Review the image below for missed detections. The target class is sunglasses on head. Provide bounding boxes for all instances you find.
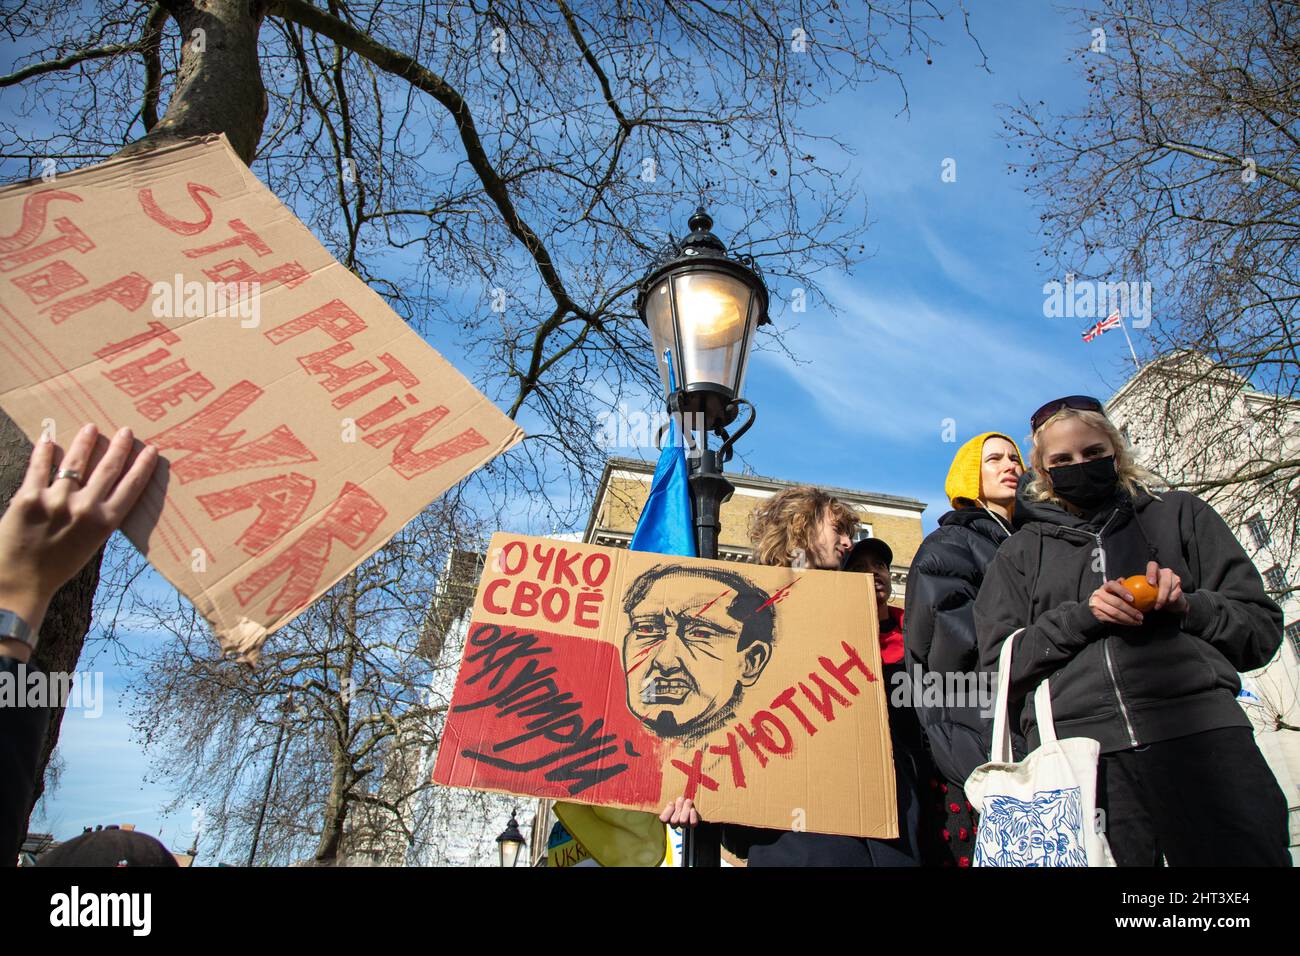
[1030,395,1104,432]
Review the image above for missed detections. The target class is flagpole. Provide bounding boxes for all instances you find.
[1117,314,1141,372]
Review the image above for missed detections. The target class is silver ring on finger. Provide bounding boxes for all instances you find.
[54,468,84,486]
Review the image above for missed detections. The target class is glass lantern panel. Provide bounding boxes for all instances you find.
[644,278,680,397]
[671,271,754,392]
[733,291,762,398]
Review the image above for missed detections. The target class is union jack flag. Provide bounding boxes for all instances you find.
[1081,311,1123,342]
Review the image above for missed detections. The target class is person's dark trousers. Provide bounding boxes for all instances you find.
[741,739,922,866]
[1097,726,1291,867]
[2,656,52,866]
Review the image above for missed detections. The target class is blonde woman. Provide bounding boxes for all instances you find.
[974,395,1289,866]
[662,486,924,865]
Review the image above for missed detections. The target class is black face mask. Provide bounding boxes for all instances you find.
[1048,455,1119,510]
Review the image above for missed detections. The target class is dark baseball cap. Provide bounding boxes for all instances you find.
[38,827,179,867]
[843,537,893,571]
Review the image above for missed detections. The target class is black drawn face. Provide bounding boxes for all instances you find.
[621,567,774,740]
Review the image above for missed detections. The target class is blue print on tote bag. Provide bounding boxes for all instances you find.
[974,787,1087,867]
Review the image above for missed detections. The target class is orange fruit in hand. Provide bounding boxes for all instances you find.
[1121,574,1159,613]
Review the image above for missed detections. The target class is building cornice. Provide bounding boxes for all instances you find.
[599,454,927,512]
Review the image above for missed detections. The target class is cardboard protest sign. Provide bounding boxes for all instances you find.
[433,533,897,839]
[0,135,523,662]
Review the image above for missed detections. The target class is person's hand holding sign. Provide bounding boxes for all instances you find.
[0,423,158,662]
[660,796,700,828]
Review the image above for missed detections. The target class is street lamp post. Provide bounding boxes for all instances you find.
[637,207,769,867]
[495,810,527,868]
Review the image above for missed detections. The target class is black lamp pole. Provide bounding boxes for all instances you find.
[638,207,765,868]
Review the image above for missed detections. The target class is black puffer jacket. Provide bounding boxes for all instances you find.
[903,507,1017,785]
[974,477,1283,753]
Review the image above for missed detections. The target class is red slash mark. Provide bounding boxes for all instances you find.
[752,576,802,615]
[670,749,720,801]
[625,645,655,676]
[696,588,732,615]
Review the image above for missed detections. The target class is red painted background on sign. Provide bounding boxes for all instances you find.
[434,622,667,804]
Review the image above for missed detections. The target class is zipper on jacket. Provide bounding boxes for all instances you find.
[1091,512,1140,748]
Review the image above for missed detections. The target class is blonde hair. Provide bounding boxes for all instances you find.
[748,486,858,568]
[1026,407,1162,506]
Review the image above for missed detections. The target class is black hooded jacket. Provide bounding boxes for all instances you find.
[903,507,1018,785]
[974,474,1283,753]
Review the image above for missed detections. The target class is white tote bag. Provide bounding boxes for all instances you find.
[965,629,1115,867]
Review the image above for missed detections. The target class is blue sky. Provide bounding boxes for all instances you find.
[739,1,1141,516]
[29,0,1152,858]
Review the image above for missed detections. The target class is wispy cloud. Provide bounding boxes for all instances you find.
[753,274,1062,445]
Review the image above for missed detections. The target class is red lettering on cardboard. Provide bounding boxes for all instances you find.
[708,732,747,789]
[138,183,219,236]
[483,578,510,614]
[95,321,181,362]
[197,472,317,556]
[751,710,793,755]
[102,348,187,397]
[511,580,541,617]
[330,353,418,410]
[500,541,527,574]
[670,748,719,801]
[10,259,87,304]
[581,553,611,588]
[203,257,309,290]
[184,219,271,258]
[573,591,601,629]
[818,641,875,696]
[299,341,376,392]
[355,396,405,430]
[233,481,387,615]
[799,673,850,723]
[0,190,81,252]
[146,380,317,484]
[42,272,151,325]
[136,372,214,421]
[734,721,770,769]
[264,299,366,345]
[362,407,490,480]
[0,191,94,273]
[550,549,581,587]
[770,686,818,736]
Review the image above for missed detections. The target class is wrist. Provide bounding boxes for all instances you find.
[0,637,32,663]
[0,585,50,646]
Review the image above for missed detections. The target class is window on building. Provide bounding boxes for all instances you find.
[1286,621,1300,661]
[1263,565,1287,595]
[854,526,873,542]
[1245,513,1271,550]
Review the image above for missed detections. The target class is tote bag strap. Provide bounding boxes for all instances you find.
[1033,677,1059,745]
[989,628,1024,763]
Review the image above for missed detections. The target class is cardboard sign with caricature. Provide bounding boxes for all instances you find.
[433,533,898,839]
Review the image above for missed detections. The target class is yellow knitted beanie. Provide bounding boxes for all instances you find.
[944,432,1023,509]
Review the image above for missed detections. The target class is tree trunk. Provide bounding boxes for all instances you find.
[121,0,269,164]
[314,573,359,863]
[4,0,271,844]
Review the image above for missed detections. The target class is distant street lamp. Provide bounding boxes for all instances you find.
[495,810,526,868]
[636,207,770,867]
